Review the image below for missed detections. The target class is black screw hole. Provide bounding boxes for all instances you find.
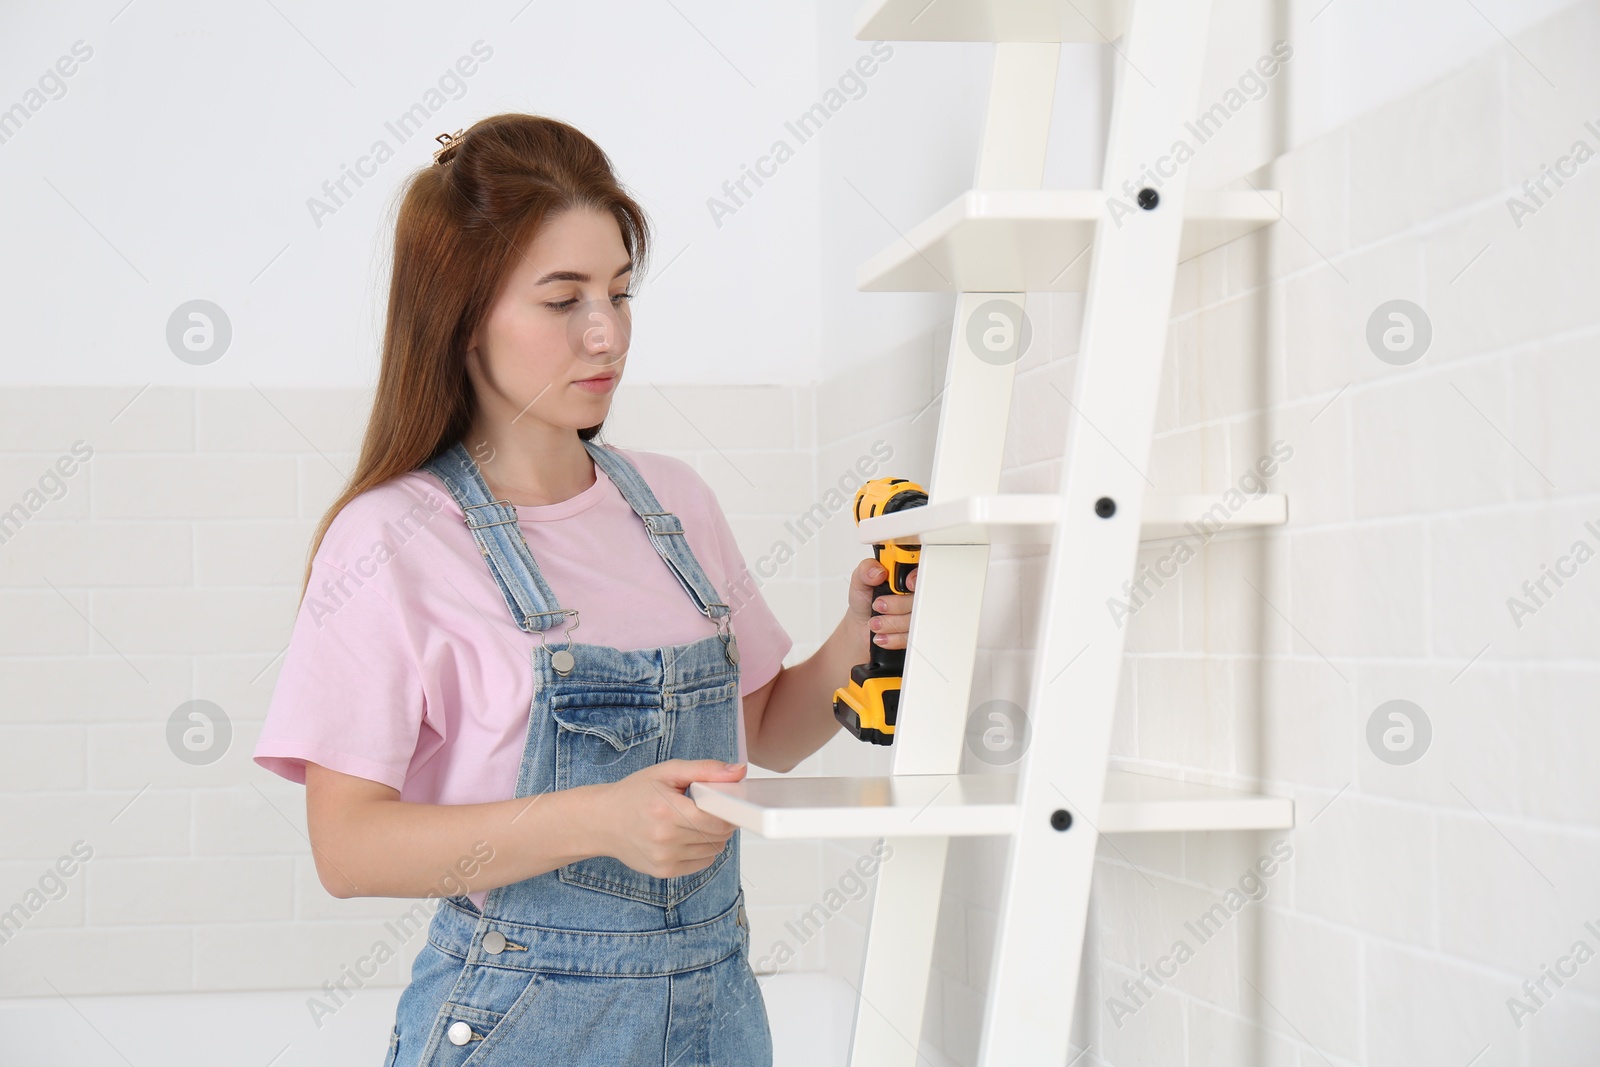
[1095,497,1116,519]
[1050,808,1073,831]
[1137,187,1159,210]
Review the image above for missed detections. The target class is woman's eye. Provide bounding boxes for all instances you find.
[543,292,633,311]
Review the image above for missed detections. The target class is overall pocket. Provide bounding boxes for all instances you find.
[422,972,543,1067]
[550,685,734,907]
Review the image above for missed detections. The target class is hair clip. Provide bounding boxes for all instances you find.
[433,129,465,165]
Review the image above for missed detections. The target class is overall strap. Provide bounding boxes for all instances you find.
[581,439,733,630]
[419,441,572,633]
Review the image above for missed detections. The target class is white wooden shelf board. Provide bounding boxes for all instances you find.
[854,0,1130,43]
[1101,769,1294,832]
[855,493,1287,545]
[691,773,1012,838]
[689,769,1293,838]
[1141,494,1288,539]
[857,189,1280,293]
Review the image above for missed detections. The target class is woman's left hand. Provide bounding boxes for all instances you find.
[847,558,918,650]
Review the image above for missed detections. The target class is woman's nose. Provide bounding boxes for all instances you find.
[567,297,630,364]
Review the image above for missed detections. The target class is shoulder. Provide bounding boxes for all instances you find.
[314,472,457,571]
[598,445,739,558]
[599,444,715,507]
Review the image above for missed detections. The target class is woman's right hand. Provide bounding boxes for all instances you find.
[592,759,747,878]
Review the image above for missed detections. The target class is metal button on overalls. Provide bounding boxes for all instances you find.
[383,438,772,1067]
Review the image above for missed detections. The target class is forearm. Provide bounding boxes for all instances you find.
[751,611,872,773]
[312,779,607,900]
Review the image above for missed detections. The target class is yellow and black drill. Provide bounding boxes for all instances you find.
[833,476,927,746]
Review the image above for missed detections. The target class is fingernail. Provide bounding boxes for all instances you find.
[724,761,746,770]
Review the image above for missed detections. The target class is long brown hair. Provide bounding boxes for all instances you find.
[299,113,653,600]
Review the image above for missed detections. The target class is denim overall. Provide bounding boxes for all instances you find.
[384,438,772,1067]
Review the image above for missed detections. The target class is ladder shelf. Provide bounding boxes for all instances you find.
[690,768,1293,840]
[858,189,1280,293]
[689,1,1298,1061]
[855,491,1288,545]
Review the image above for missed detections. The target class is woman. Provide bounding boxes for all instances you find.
[252,113,918,1065]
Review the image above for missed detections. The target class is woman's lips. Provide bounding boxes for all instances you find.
[573,373,616,393]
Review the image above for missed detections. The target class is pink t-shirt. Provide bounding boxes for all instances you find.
[253,444,791,910]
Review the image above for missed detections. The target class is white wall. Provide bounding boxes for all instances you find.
[0,0,820,387]
[1285,0,1578,144]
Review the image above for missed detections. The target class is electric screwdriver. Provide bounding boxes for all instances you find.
[833,476,927,745]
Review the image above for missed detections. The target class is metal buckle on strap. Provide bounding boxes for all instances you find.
[709,605,739,664]
[638,511,686,535]
[462,498,519,530]
[530,607,580,637]
[533,609,582,675]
